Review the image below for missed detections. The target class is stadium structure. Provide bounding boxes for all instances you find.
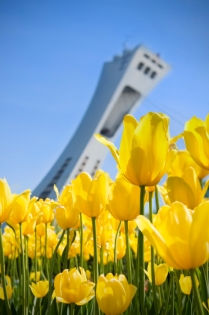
[33,45,170,199]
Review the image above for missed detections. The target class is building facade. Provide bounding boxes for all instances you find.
[33,45,170,199]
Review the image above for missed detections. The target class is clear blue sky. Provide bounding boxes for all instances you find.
[0,0,209,194]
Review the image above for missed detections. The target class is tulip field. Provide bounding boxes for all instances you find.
[0,112,209,315]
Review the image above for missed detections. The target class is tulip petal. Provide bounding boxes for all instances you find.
[94,134,119,164]
[136,215,182,269]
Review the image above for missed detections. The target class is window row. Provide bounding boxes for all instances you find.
[137,62,157,79]
[144,54,163,69]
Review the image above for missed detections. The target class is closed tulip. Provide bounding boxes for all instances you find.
[0,179,14,223]
[95,112,177,187]
[179,273,199,295]
[72,170,110,218]
[159,166,209,209]
[10,191,32,224]
[179,274,192,295]
[0,178,30,223]
[0,276,13,300]
[136,201,209,269]
[37,198,54,224]
[168,150,209,179]
[144,262,168,285]
[96,273,137,315]
[54,185,80,229]
[107,177,140,221]
[29,280,49,298]
[184,114,209,170]
[54,267,95,305]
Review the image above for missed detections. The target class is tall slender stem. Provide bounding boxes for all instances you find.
[45,224,49,279]
[149,191,158,315]
[136,186,145,315]
[190,269,204,315]
[155,186,160,213]
[124,221,132,283]
[47,229,65,314]
[113,221,122,275]
[164,271,173,315]
[79,213,84,268]
[100,246,104,275]
[25,236,29,315]
[0,223,12,315]
[35,226,37,281]
[92,217,100,315]
[174,270,182,315]
[20,223,26,315]
[64,228,70,269]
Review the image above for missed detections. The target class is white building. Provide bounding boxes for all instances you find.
[33,45,170,199]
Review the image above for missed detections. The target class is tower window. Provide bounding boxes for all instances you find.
[150,71,157,79]
[137,62,144,70]
[144,54,149,59]
[144,67,150,74]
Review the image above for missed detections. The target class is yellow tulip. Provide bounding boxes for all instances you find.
[85,270,91,280]
[144,262,168,285]
[136,201,209,269]
[54,185,80,229]
[30,271,41,282]
[0,275,13,300]
[10,192,33,224]
[184,114,209,170]
[22,214,37,235]
[29,280,49,298]
[0,285,13,300]
[179,274,192,295]
[159,166,209,209]
[96,273,137,315]
[54,267,95,305]
[107,177,140,221]
[179,273,199,295]
[168,150,209,179]
[37,198,55,224]
[72,170,110,217]
[116,235,126,259]
[95,112,177,186]
[0,179,14,223]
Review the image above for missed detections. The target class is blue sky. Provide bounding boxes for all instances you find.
[0,0,209,194]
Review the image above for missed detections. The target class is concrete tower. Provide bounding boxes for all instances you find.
[33,45,170,199]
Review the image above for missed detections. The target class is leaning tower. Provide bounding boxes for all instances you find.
[33,45,170,199]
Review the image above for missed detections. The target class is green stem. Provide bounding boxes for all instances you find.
[136,185,145,315]
[80,213,84,268]
[100,246,104,275]
[164,272,173,315]
[149,191,158,315]
[113,221,122,275]
[47,229,65,314]
[190,269,204,315]
[45,224,49,279]
[71,303,75,315]
[155,186,160,213]
[174,270,182,315]
[35,226,37,281]
[0,223,12,315]
[171,271,174,315]
[25,236,29,315]
[124,221,132,283]
[92,217,100,315]
[204,260,208,283]
[64,228,70,269]
[39,297,42,315]
[20,223,27,315]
